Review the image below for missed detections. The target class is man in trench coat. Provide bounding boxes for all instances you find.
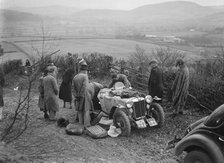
[43,68,59,120]
[172,59,189,115]
[72,59,90,127]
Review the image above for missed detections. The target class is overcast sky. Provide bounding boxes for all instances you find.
[1,0,224,10]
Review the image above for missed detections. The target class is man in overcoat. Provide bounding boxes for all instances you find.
[43,67,59,120]
[72,59,90,127]
[148,59,164,100]
[172,59,189,115]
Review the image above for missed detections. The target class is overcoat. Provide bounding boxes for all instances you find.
[72,70,89,111]
[148,66,163,98]
[59,69,75,102]
[172,65,189,108]
[43,74,59,112]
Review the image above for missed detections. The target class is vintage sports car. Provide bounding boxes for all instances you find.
[96,82,165,136]
[171,104,224,163]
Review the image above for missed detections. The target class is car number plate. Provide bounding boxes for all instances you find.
[146,118,158,127]
[136,119,147,128]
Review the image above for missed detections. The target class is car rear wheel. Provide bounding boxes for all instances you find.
[113,109,131,136]
[149,103,165,128]
[184,150,213,163]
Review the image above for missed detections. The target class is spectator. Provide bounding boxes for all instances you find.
[86,82,104,112]
[108,69,131,88]
[171,59,189,115]
[59,68,75,109]
[148,59,163,100]
[0,66,5,120]
[38,70,49,119]
[72,59,90,127]
[47,61,58,79]
[43,67,59,121]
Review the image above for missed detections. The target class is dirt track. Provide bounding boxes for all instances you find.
[2,90,205,163]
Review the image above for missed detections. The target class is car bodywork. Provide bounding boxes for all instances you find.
[97,83,165,133]
[174,104,224,163]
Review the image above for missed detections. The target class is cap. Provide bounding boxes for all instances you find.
[79,59,87,66]
[149,59,158,65]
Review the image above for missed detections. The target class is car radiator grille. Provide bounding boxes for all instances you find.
[133,100,146,120]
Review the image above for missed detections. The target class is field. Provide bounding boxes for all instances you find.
[1,37,202,64]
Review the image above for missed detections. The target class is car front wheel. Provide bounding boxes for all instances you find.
[149,103,165,128]
[113,109,131,136]
[184,150,213,163]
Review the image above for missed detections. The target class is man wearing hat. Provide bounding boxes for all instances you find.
[72,59,90,127]
[43,67,59,121]
[171,59,189,115]
[46,61,58,79]
[148,59,163,100]
[108,68,131,88]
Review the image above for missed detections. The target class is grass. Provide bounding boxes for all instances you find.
[3,38,202,61]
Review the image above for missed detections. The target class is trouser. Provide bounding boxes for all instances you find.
[0,107,3,120]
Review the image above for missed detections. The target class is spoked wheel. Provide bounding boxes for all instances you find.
[149,103,165,128]
[113,109,131,136]
[184,150,213,163]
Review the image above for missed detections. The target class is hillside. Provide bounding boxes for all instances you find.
[9,5,81,17]
[0,9,42,22]
[70,1,224,27]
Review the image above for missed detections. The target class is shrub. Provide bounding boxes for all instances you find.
[2,60,23,75]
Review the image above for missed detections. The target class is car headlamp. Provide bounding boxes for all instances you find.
[126,100,134,108]
[145,95,152,103]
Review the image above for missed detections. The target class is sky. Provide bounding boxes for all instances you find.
[1,0,224,10]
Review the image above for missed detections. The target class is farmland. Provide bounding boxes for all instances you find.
[1,37,203,64]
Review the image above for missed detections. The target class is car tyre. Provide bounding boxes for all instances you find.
[150,103,165,128]
[113,109,131,136]
[184,150,213,163]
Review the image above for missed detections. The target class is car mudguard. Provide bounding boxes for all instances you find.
[175,133,224,163]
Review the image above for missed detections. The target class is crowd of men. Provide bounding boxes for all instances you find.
[0,57,189,124]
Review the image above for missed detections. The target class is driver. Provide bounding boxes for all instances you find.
[108,69,131,88]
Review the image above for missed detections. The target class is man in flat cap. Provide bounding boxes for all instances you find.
[171,59,189,115]
[108,68,131,89]
[72,59,90,126]
[148,59,164,100]
[43,67,59,121]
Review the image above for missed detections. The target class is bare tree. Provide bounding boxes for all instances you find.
[152,47,184,68]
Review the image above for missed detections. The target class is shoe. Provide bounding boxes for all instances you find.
[44,113,49,119]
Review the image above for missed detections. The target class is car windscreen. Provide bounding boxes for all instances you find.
[204,104,224,127]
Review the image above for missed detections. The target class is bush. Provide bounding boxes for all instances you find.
[2,60,23,75]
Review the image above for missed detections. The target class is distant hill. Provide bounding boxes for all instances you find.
[10,5,82,17]
[1,1,224,29]
[0,9,41,22]
[70,1,223,27]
